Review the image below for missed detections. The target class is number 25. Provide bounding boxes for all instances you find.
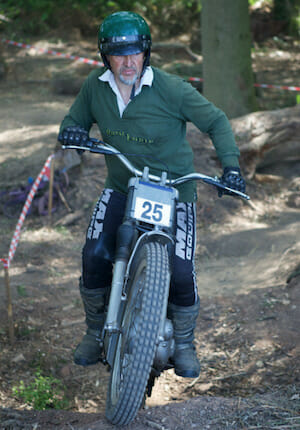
[142,202,163,222]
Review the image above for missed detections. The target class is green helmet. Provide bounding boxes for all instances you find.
[98,11,152,71]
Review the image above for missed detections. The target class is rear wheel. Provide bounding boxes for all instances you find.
[106,241,169,426]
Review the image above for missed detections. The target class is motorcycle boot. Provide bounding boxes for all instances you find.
[167,300,201,378]
[74,279,108,366]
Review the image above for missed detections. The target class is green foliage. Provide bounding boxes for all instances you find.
[273,0,300,35]
[1,0,62,34]
[54,225,71,236]
[137,0,201,37]
[291,4,300,36]
[1,0,299,38]
[0,0,200,37]
[12,370,68,410]
[0,0,273,38]
[16,285,28,297]
[248,0,273,5]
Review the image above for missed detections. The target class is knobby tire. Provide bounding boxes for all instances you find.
[105,241,169,426]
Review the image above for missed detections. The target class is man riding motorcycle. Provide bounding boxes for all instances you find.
[58,11,246,378]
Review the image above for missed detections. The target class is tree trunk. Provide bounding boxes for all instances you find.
[201,0,258,118]
[0,40,6,80]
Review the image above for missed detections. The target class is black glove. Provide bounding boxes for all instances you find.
[219,167,246,196]
[58,126,89,147]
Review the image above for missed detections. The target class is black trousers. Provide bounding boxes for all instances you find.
[82,189,198,306]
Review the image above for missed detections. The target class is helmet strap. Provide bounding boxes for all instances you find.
[130,84,135,100]
[101,53,111,70]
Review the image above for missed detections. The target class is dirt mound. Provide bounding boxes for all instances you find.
[2,387,299,429]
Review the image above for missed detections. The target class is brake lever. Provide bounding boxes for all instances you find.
[215,181,250,200]
[201,176,249,200]
[62,139,115,155]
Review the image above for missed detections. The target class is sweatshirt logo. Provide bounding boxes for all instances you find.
[105,128,154,145]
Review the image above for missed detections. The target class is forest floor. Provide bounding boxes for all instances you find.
[0,35,299,429]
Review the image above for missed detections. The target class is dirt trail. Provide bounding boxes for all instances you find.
[0,40,299,429]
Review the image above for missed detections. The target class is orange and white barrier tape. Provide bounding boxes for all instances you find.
[189,76,300,92]
[1,154,54,269]
[2,38,300,92]
[2,38,104,67]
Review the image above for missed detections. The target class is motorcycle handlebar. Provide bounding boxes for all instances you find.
[62,139,250,200]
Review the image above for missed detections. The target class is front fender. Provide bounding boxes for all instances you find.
[125,230,174,279]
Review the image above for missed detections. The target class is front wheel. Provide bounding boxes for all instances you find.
[106,241,170,426]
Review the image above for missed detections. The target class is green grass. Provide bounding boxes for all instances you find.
[13,370,69,410]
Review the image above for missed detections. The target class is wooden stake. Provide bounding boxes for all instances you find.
[48,157,55,226]
[55,183,72,213]
[4,266,14,344]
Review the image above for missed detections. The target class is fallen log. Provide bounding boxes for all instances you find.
[231,104,300,178]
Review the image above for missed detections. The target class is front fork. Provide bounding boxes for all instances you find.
[103,221,136,367]
[103,220,175,370]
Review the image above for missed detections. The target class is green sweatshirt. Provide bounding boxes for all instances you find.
[60,67,240,201]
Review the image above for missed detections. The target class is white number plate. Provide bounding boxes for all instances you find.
[134,197,172,227]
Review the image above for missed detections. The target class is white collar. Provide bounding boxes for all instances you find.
[98,66,153,117]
